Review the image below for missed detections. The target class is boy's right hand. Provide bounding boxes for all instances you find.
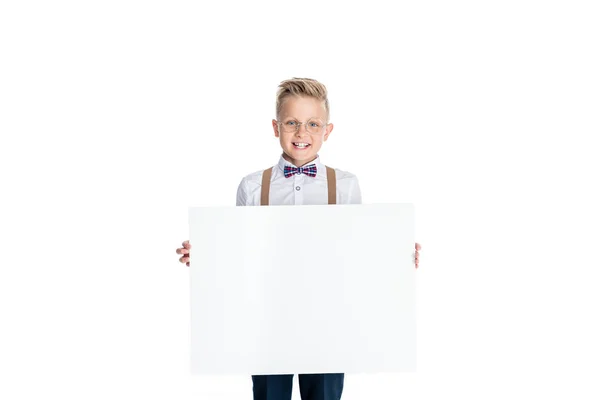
[176,240,191,267]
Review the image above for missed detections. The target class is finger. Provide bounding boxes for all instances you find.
[176,248,185,255]
[179,256,190,263]
[186,262,190,267]
[176,248,189,255]
[415,243,421,251]
[183,240,191,249]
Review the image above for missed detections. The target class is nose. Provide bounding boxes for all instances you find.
[295,123,309,135]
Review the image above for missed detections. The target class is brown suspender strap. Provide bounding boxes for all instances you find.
[260,167,273,206]
[326,166,336,205]
[260,165,336,205]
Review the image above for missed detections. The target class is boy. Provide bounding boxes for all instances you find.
[176,77,421,400]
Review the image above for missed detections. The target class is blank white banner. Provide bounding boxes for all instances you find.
[189,203,416,375]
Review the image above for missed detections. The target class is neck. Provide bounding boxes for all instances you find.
[282,153,318,167]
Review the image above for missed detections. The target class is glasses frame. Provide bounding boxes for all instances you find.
[276,118,329,134]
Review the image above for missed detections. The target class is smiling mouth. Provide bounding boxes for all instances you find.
[292,142,311,148]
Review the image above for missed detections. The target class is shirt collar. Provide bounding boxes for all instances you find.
[277,153,324,175]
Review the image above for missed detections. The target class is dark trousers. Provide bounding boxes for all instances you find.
[252,373,344,400]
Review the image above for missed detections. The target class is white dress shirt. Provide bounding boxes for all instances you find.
[236,154,362,206]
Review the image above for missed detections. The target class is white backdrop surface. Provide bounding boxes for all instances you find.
[1,1,599,399]
[189,204,416,374]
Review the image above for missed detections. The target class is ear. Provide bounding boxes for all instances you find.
[272,119,280,138]
[323,123,334,142]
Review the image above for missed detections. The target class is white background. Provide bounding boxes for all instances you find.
[0,1,599,399]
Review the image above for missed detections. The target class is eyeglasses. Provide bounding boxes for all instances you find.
[277,118,327,134]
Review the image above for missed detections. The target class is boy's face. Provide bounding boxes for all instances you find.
[272,95,333,167]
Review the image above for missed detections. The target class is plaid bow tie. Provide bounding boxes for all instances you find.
[283,164,317,178]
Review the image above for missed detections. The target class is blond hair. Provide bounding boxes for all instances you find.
[275,77,330,122]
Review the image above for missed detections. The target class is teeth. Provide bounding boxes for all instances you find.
[294,142,310,148]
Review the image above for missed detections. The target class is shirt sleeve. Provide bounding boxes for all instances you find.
[348,175,362,205]
[236,178,248,206]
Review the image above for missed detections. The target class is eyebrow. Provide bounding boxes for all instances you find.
[281,116,324,121]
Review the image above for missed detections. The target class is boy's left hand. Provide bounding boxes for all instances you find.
[415,243,421,269]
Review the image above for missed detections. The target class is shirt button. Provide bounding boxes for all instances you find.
[295,186,301,191]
